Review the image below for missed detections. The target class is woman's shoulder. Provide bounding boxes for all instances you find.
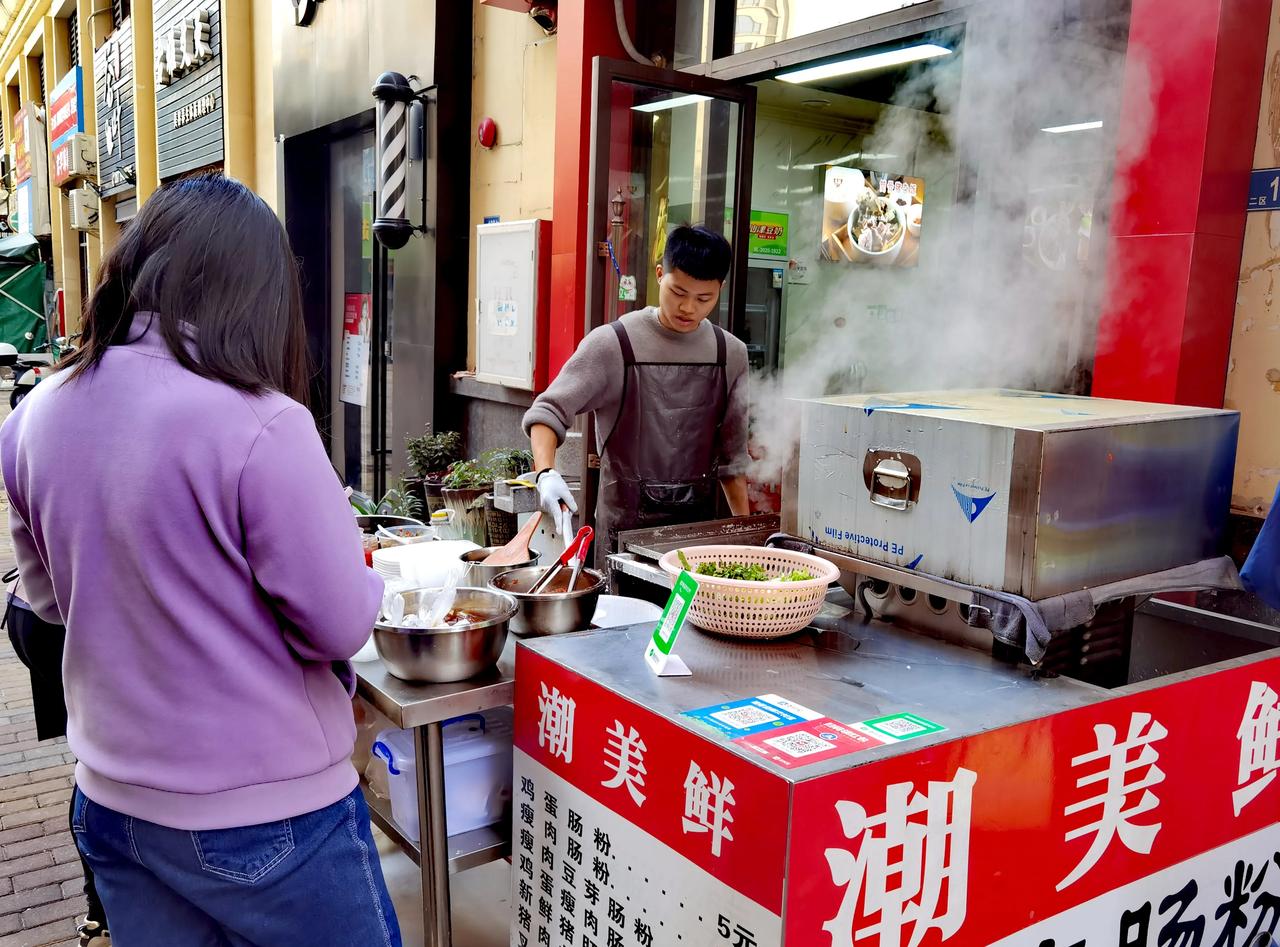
[233,388,308,430]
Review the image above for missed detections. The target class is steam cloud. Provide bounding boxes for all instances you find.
[747,8,1153,485]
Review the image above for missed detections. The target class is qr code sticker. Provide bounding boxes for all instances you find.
[876,717,928,737]
[711,705,779,729]
[763,731,837,758]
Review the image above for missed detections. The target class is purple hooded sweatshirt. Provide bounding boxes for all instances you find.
[0,315,384,830]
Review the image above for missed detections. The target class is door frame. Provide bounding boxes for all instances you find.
[581,57,758,539]
[585,57,758,339]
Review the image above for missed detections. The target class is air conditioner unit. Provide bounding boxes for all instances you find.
[69,187,98,232]
[52,133,97,188]
[67,133,96,180]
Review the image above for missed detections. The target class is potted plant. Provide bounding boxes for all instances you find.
[405,429,463,514]
[479,448,534,546]
[441,458,499,546]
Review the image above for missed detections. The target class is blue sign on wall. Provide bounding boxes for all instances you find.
[1248,168,1280,211]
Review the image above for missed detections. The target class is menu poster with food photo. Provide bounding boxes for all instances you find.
[820,167,924,268]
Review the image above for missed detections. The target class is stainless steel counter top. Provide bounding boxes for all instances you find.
[354,638,515,729]
[520,610,1110,782]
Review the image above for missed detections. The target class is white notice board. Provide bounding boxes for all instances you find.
[475,219,544,390]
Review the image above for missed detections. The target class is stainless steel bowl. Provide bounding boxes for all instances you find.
[460,547,542,588]
[372,586,517,683]
[488,567,606,637]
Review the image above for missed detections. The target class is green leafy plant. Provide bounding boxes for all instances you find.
[348,489,376,516]
[481,448,534,480]
[442,459,499,490]
[348,479,423,518]
[377,478,425,518]
[405,430,463,480]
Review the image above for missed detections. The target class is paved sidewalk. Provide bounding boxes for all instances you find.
[0,393,86,947]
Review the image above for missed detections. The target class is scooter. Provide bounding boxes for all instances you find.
[9,334,76,409]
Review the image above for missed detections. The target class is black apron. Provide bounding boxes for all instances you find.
[596,320,729,569]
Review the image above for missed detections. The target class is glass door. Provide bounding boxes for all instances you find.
[328,131,390,497]
[581,58,758,526]
[585,58,757,334]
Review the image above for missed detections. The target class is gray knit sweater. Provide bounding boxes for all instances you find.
[522,308,750,477]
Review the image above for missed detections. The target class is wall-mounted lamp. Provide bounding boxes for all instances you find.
[372,71,435,250]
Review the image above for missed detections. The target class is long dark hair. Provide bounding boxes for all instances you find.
[62,174,308,402]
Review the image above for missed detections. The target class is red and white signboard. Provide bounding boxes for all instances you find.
[786,656,1280,946]
[513,647,789,947]
[517,641,1280,947]
[339,294,370,407]
[48,67,84,147]
[51,139,74,188]
[11,106,30,184]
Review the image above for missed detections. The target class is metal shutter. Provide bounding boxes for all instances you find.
[68,12,79,68]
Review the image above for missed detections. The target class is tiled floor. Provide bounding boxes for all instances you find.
[378,836,511,946]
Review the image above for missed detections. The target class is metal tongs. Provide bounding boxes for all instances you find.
[529,526,594,594]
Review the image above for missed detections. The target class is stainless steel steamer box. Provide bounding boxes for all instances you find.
[795,390,1238,599]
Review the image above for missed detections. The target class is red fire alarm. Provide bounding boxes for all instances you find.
[477,117,498,149]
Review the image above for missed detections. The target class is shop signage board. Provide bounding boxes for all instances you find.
[153,0,224,180]
[514,646,789,947]
[786,656,1280,946]
[48,68,84,148]
[95,26,137,197]
[10,109,50,236]
[514,640,1280,947]
[11,107,30,185]
[51,140,76,188]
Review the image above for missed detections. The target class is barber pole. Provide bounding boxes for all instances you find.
[372,71,414,249]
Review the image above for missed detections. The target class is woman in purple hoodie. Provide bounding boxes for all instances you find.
[0,175,400,946]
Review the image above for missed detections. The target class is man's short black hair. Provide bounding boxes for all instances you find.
[662,225,732,282]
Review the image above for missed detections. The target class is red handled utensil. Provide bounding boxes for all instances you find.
[529,525,592,594]
[566,526,594,592]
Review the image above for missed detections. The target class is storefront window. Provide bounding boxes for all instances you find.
[737,1,1132,403]
[676,0,933,67]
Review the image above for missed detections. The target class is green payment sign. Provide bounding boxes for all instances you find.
[749,211,788,258]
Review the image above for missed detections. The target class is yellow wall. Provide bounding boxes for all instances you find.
[467,0,556,369]
[251,0,277,210]
[1226,0,1280,516]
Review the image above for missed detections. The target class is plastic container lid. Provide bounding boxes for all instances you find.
[442,708,513,766]
[372,728,416,776]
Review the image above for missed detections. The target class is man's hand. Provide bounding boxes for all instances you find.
[536,469,577,538]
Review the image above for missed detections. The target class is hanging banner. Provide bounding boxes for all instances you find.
[339,293,371,406]
[49,67,85,147]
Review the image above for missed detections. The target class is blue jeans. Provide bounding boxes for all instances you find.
[71,786,402,947]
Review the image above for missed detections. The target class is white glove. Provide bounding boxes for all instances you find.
[536,469,577,539]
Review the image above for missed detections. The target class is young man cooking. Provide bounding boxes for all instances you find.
[524,225,751,567]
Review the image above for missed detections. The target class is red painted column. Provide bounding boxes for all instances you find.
[547,0,629,377]
[1092,0,1271,407]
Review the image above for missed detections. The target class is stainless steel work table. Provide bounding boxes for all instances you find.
[354,638,517,947]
